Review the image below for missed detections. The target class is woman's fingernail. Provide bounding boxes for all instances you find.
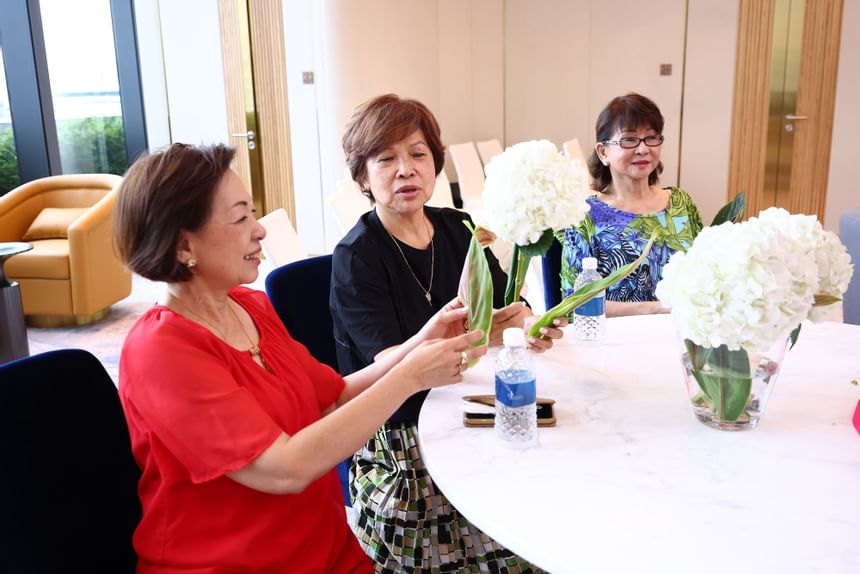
[539,328,548,335]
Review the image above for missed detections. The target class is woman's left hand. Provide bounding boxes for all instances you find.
[524,315,567,353]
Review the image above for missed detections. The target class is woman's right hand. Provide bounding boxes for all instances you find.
[396,330,487,392]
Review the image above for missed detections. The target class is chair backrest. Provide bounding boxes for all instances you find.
[448,142,485,206]
[425,169,455,209]
[264,255,353,505]
[840,209,860,325]
[542,237,564,311]
[258,208,307,268]
[563,138,586,163]
[476,139,504,169]
[328,174,372,234]
[265,254,338,370]
[0,349,141,573]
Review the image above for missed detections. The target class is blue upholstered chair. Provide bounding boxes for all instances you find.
[0,349,141,573]
[840,209,860,325]
[541,237,564,311]
[265,254,352,505]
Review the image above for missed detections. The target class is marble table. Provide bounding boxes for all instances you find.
[418,314,860,574]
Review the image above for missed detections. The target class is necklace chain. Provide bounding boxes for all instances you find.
[171,295,272,372]
[382,214,434,306]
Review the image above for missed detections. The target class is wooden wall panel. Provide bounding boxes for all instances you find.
[728,0,776,217]
[249,0,296,223]
[218,0,253,193]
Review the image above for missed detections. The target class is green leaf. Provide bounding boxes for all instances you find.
[710,191,746,226]
[503,244,532,306]
[462,221,494,365]
[788,323,802,350]
[519,229,556,258]
[685,339,752,421]
[527,229,658,337]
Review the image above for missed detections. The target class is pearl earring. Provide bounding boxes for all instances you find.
[186,259,197,269]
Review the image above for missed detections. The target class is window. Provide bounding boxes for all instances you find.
[0,0,146,195]
[0,32,21,194]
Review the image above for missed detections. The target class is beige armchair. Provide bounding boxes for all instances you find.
[0,174,131,326]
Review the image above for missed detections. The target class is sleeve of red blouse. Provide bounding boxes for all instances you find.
[121,314,283,484]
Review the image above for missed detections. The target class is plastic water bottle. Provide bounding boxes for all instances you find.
[495,327,537,448]
[573,257,605,340]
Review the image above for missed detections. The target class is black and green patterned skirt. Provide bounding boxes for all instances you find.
[350,422,542,574]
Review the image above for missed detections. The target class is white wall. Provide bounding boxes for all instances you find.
[680,0,740,224]
[135,0,856,249]
[824,0,860,234]
[282,0,326,254]
[155,0,229,146]
[133,0,170,149]
[504,0,686,190]
[504,0,591,153]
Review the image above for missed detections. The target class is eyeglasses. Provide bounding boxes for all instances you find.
[601,134,664,149]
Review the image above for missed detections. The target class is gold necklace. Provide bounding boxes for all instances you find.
[170,295,272,372]
[226,301,273,373]
[382,214,434,306]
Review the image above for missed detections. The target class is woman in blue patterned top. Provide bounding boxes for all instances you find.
[561,93,702,316]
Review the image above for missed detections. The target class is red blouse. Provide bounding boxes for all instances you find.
[119,287,370,573]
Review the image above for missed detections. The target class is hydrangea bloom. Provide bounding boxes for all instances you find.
[655,208,854,352]
[481,140,591,246]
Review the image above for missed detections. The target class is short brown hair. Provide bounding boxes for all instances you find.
[588,93,664,192]
[342,94,445,201]
[114,143,236,282]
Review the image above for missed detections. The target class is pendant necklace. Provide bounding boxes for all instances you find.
[382,214,435,306]
[171,295,272,372]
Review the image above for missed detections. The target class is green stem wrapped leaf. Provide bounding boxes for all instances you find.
[503,245,531,306]
[459,221,494,366]
[684,339,751,421]
[526,230,658,338]
[504,229,555,306]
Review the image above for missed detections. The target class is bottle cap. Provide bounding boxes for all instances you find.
[582,257,597,270]
[502,327,525,347]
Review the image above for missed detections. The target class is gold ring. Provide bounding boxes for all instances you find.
[459,351,469,373]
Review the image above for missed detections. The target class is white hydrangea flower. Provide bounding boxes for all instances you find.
[756,208,854,322]
[481,140,591,246]
[656,208,853,352]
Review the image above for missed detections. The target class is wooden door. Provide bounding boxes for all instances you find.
[218,0,296,222]
[728,0,843,222]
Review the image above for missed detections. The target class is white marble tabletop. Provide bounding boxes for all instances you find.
[417,314,860,574]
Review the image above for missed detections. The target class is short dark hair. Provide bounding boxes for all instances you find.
[342,94,445,201]
[114,143,236,282]
[588,93,664,192]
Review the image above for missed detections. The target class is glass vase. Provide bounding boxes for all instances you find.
[680,337,789,431]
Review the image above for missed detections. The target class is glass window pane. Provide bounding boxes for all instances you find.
[40,0,127,175]
[0,34,22,195]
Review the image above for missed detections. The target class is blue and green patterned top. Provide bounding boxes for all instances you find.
[561,187,702,302]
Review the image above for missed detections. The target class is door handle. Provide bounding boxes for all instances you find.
[231,130,256,140]
[784,114,808,121]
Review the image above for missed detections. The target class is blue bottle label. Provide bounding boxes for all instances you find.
[495,371,536,408]
[574,297,604,317]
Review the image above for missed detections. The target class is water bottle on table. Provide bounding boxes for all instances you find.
[495,327,537,448]
[573,257,605,340]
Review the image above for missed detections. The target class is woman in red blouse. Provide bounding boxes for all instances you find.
[113,143,485,573]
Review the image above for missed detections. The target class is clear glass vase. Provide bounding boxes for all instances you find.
[680,337,789,431]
